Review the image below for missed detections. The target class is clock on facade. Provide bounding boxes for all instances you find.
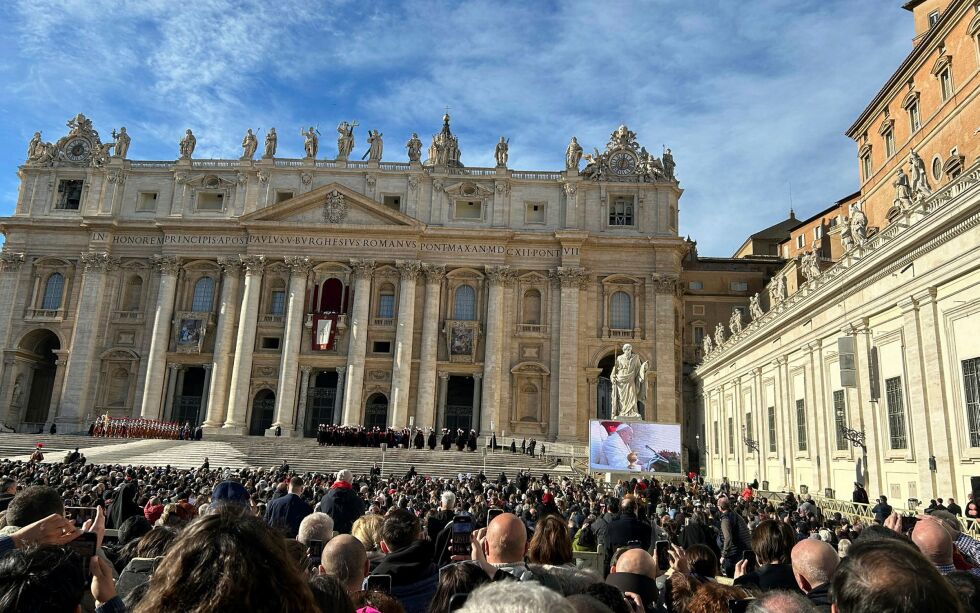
[64,138,91,162]
[609,150,638,175]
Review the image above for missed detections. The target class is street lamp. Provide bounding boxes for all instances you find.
[835,408,867,450]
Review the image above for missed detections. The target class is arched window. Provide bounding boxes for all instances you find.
[610,291,632,329]
[377,283,396,318]
[41,273,64,310]
[454,285,476,320]
[269,278,286,316]
[522,289,541,324]
[320,278,345,313]
[191,277,216,312]
[123,275,143,311]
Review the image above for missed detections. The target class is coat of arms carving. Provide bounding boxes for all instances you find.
[322,191,348,223]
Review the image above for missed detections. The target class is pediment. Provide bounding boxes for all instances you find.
[241,182,424,228]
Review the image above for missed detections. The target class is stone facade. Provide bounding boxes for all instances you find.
[0,116,685,447]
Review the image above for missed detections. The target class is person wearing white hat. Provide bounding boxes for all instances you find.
[600,424,635,470]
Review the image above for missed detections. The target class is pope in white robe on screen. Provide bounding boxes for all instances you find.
[600,424,635,470]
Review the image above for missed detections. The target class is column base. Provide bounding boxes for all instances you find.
[220,424,247,436]
[201,425,228,436]
[265,426,302,438]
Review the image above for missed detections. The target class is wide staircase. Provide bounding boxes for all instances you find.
[0,433,567,480]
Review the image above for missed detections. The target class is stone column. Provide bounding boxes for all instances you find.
[223,256,265,433]
[415,265,445,430]
[140,256,181,419]
[59,252,118,430]
[272,257,313,436]
[203,258,241,429]
[341,260,375,426]
[44,351,70,427]
[296,366,313,435]
[652,274,680,423]
[548,275,562,439]
[481,266,512,434]
[851,321,881,494]
[472,372,483,433]
[390,260,421,428]
[437,372,449,430]
[199,365,212,424]
[333,366,346,425]
[162,364,180,422]
[898,297,937,499]
[554,267,587,441]
[0,253,25,353]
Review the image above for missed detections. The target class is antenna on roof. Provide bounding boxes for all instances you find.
[789,182,795,218]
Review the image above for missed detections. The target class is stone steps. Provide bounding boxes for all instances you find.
[0,433,568,479]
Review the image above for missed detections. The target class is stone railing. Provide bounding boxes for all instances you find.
[25,308,65,320]
[608,328,637,339]
[346,161,369,169]
[515,323,547,334]
[379,162,411,171]
[697,158,980,369]
[371,317,395,328]
[191,159,239,169]
[512,170,562,181]
[111,310,144,322]
[258,314,284,325]
[315,160,338,168]
[129,160,173,168]
[274,159,305,168]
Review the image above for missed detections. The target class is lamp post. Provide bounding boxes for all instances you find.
[741,425,760,484]
[835,408,867,450]
[695,434,702,474]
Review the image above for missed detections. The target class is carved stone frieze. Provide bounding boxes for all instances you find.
[323,191,349,223]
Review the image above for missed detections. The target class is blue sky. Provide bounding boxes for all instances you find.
[0,0,910,256]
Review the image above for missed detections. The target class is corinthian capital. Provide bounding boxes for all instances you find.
[284,256,314,275]
[0,252,26,272]
[422,263,446,283]
[552,266,589,289]
[349,259,376,279]
[217,257,242,275]
[651,273,679,295]
[80,251,119,273]
[485,265,516,286]
[396,259,422,280]
[152,255,182,276]
[240,255,266,275]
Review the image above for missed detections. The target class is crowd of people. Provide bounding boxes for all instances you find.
[0,449,979,612]
[314,425,546,457]
[88,416,202,441]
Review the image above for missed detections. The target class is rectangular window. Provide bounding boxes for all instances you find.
[940,68,953,101]
[727,417,734,454]
[688,281,703,291]
[730,281,748,292]
[608,196,634,226]
[136,192,158,212]
[56,179,83,210]
[884,128,895,158]
[378,294,395,319]
[275,191,294,203]
[693,326,705,346]
[382,195,401,210]
[928,10,940,26]
[909,101,921,133]
[372,340,391,353]
[270,291,286,316]
[713,420,719,454]
[861,152,872,181]
[885,376,908,449]
[796,399,808,452]
[693,305,705,316]
[454,199,482,220]
[525,202,546,224]
[197,192,224,211]
[834,389,848,451]
[814,226,823,241]
[796,235,805,249]
[767,406,777,453]
[963,357,980,447]
[260,337,281,350]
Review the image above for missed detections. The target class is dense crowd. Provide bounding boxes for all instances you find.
[88,417,201,441]
[0,452,979,613]
[314,425,545,456]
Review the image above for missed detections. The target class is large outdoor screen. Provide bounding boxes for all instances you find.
[588,420,682,473]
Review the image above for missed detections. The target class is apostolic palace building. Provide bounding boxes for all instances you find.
[697,0,980,505]
[0,112,687,448]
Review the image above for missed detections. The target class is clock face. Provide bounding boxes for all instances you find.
[64,138,91,162]
[609,150,638,175]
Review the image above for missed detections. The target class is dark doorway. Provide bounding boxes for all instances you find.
[20,330,61,427]
[173,367,204,427]
[597,354,614,420]
[249,389,276,436]
[365,393,388,429]
[445,375,475,432]
[305,371,338,436]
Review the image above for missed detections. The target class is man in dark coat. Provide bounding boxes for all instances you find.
[427,429,437,450]
[317,469,364,534]
[603,497,652,572]
[373,509,439,613]
[414,429,424,449]
[264,476,312,538]
[441,429,451,451]
[852,482,869,505]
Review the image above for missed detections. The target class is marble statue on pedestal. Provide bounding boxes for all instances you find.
[749,293,763,320]
[495,137,509,166]
[337,121,357,159]
[849,202,868,246]
[566,137,583,170]
[714,323,725,347]
[729,308,743,335]
[662,147,676,180]
[241,129,257,160]
[301,126,320,159]
[111,127,130,158]
[363,130,383,161]
[801,243,821,283]
[909,150,932,200]
[702,335,714,357]
[27,132,44,160]
[892,168,913,213]
[264,128,277,158]
[840,219,855,252]
[406,133,422,162]
[179,129,196,159]
[610,343,648,419]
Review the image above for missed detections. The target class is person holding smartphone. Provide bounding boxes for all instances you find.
[732,520,802,593]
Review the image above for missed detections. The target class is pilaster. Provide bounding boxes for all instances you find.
[554,266,588,441]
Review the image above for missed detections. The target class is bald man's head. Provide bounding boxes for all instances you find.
[320,534,368,592]
[912,518,953,566]
[612,548,657,579]
[484,513,528,564]
[791,538,839,592]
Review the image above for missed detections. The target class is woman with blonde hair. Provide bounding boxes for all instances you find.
[351,513,386,569]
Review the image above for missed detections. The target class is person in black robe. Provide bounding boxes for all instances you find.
[528,439,536,458]
[456,429,466,451]
[404,465,417,480]
[467,431,477,452]
[107,481,142,529]
[510,440,517,453]
[489,433,497,450]
[414,430,424,449]
[428,430,437,450]
[441,430,451,451]
[521,438,527,454]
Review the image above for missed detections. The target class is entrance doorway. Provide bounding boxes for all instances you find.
[305,371,338,436]
[597,354,614,420]
[17,330,61,429]
[445,375,475,432]
[173,367,205,427]
[249,389,275,435]
[364,393,388,429]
